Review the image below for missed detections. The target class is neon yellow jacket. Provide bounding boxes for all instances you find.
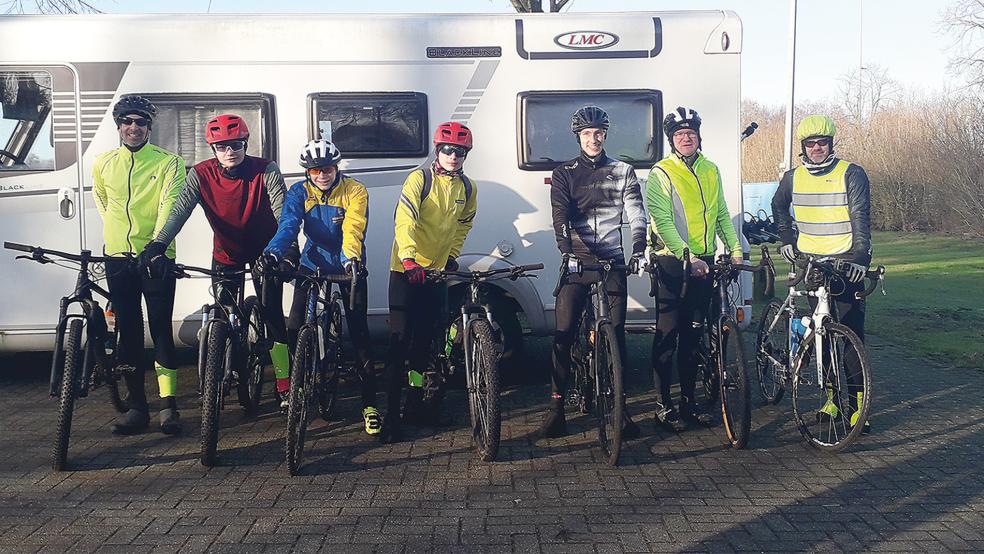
[646,152,741,259]
[389,168,477,272]
[92,143,185,257]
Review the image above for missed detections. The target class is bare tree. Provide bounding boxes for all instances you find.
[943,0,984,90]
[0,0,100,13]
[838,64,898,128]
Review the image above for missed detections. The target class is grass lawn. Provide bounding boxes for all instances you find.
[751,231,984,370]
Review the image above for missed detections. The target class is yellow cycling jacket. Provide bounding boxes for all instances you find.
[92,143,185,258]
[389,167,477,272]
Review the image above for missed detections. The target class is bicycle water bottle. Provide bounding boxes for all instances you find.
[790,318,806,358]
[445,323,459,356]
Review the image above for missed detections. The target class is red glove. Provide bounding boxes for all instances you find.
[402,259,425,285]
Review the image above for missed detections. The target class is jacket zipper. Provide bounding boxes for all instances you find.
[125,150,135,254]
[685,158,709,256]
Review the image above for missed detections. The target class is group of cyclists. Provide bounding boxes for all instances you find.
[90,93,872,446]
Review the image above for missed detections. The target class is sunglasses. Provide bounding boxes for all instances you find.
[439,144,467,158]
[213,141,246,153]
[804,138,831,148]
[307,166,336,176]
[116,116,150,128]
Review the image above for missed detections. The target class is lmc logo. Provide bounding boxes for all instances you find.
[554,30,620,50]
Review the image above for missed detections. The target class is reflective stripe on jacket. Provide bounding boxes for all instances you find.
[791,160,853,256]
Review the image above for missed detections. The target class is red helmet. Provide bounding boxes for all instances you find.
[205,114,249,144]
[433,122,473,150]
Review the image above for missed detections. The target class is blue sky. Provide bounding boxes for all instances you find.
[70,0,959,106]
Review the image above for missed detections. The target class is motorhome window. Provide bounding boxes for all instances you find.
[145,95,274,166]
[519,90,662,171]
[311,93,427,158]
[0,71,55,171]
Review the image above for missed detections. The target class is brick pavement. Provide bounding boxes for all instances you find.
[0,336,982,553]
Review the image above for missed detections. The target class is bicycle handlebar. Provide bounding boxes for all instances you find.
[440,263,544,282]
[5,241,117,264]
[552,258,629,298]
[280,269,358,310]
[856,265,886,299]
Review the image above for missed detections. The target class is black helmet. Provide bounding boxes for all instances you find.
[299,139,342,169]
[663,106,701,140]
[112,95,157,121]
[571,106,610,134]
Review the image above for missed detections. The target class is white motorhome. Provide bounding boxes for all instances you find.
[0,11,748,354]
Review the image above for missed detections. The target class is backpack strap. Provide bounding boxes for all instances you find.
[419,167,473,203]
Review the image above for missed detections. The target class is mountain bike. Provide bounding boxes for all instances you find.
[755,254,884,451]
[671,249,771,449]
[432,263,543,462]
[555,259,628,467]
[282,267,358,475]
[172,262,271,467]
[5,242,129,471]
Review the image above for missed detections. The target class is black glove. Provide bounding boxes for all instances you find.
[255,252,280,276]
[628,252,645,275]
[138,241,167,278]
[834,259,866,284]
[277,255,296,275]
[444,256,459,272]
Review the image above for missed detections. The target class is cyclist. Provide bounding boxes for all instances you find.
[92,95,185,435]
[262,139,379,435]
[646,106,743,433]
[379,122,478,444]
[538,105,648,440]
[144,114,291,410]
[771,114,872,433]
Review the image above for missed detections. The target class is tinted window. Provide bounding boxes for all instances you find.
[143,94,275,166]
[519,90,662,170]
[311,92,427,158]
[0,71,54,171]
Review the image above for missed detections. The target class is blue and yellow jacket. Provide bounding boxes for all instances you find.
[265,175,368,273]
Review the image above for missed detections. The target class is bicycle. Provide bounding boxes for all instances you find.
[427,263,543,462]
[755,253,885,451]
[5,242,129,471]
[554,259,629,467]
[171,262,272,467]
[281,266,358,475]
[666,248,771,449]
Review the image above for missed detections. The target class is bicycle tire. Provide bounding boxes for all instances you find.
[53,319,83,472]
[200,321,229,467]
[467,319,501,462]
[287,325,317,475]
[238,297,266,415]
[756,300,789,405]
[318,304,342,421]
[791,320,872,452]
[718,316,751,449]
[594,322,623,467]
[95,309,128,414]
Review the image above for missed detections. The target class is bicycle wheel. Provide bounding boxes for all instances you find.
[594,322,623,467]
[200,321,229,467]
[97,311,128,414]
[238,297,266,414]
[718,316,751,449]
[756,300,789,405]
[317,304,342,421]
[53,319,83,472]
[697,341,718,406]
[287,325,317,475]
[467,319,501,462]
[791,320,872,452]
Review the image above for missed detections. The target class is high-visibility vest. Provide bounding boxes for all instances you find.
[791,160,853,256]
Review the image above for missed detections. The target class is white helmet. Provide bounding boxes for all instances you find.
[299,139,342,169]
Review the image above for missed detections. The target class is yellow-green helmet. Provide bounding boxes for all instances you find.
[796,115,836,142]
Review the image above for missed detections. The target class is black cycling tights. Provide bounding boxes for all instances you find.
[552,269,627,398]
[382,271,447,423]
[211,260,287,345]
[105,258,178,410]
[287,269,376,408]
[650,255,714,409]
